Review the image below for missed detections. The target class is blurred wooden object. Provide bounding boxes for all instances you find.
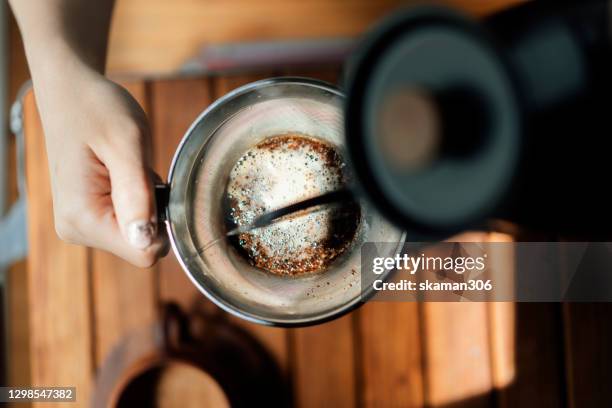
[108,0,400,74]
[144,362,230,408]
[106,0,524,75]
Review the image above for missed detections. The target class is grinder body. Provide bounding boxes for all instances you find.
[345,0,612,239]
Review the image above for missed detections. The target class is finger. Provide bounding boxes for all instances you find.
[95,127,158,250]
[103,223,169,267]
[112,234,169,267]
[70,205,170,267]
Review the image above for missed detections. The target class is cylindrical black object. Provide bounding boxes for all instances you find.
[345,0,612,239]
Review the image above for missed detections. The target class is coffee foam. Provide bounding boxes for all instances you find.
[225,134,360,275]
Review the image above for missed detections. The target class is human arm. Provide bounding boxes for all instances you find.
[9,0,168,266]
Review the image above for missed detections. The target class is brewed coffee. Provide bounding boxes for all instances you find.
[225,134,361,276]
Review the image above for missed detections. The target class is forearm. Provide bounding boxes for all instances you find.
[9,0,115,83]
[8,0,166,264]
[9,0,116,133]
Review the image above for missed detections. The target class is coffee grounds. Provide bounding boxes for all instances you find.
[225,134,360,276]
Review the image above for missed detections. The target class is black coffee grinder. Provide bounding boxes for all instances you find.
[344,0,612,239]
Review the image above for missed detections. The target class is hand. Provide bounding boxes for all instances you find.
[36,68,168,267]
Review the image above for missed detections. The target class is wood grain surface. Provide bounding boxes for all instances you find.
[90,81,159,369]
[20,71,612,408]
[563,303,612,407]
[17,28,612,408]
[106,0,525,75]
[292,315,358,408]
[17,2,610,408]
[23,91,94,407]
[357,302,424,408]
[150,78,213,311]
[212,73,292,375]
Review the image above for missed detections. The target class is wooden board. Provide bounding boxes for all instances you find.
[421,302,493,407]
[279,68,360,407]
[484,233,516,399]
[149,77,213,311]
[563,303,612,407]
[357,302,424,408]
[212,73,291,374]
[90,82,159,368]
[420,233,495,408]
[16,73,576,408]
[13,2,554,407]
[108,0,405,74]
[20,50,612,408]
[292,315,357,408]
[107,0,525,75]
[490,231,566,408]
[494,303,565,408]
[23,91,94,407]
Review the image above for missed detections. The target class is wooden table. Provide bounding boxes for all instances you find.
[12,68,612,408]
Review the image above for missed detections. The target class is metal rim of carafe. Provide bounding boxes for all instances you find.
[162,77,405,327]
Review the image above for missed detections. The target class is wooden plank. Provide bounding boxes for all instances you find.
[493,303,565,408]
[273,67,358,406]
[6,260,30,390]
[150,78,212,310]
[23,90,94,406]
[108,0,405,74]
[421,302,493,407]
[90,250,157,365]
[420,232,494,408]
[488,302,515,393]
[212,73,291,374]
[485,232,515,397]
[292,315,357,408]
[358,302,424,408]
[563,303,612,408]
[487,233,565,408]
[107,0,523,75]
[90,81,159,368]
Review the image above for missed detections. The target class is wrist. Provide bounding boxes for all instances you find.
[28,36,103,80]
[28,42,103,106]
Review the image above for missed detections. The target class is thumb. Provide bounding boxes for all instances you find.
[101,138,158,250]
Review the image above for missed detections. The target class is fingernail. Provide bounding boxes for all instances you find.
[127,220,156,249]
